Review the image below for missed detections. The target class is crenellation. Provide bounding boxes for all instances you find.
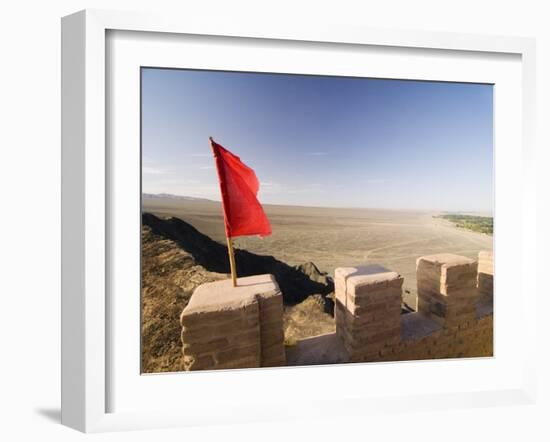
[416,253,478,327]
[181,252,493,370]
[330,253,492,365]
[334,264,404,362]
[180,274,285,371]
[478,250,494,303]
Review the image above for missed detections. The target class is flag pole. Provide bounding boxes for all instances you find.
[210,136,238,287]
[226,237,238,288]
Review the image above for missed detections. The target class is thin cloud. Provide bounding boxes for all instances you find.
[143,166,168,175]
[305,152,329,156]
[258,181,283,194]
[285,183,322,194]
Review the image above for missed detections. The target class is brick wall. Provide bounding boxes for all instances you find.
[180,274,285,371]
[335,252,493,363]
[182,252,493,370]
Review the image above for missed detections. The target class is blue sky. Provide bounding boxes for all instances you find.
[142,68,493,212]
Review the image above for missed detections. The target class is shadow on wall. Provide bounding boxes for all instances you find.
[142,213,334,305]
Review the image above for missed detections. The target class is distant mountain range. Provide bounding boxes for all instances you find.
[142,193,215,203]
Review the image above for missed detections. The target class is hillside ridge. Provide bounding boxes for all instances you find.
[141,212,335,372]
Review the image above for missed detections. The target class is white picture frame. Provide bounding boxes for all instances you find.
[61,9,537,433]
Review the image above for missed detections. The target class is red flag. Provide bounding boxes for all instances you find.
[210,138,272,238]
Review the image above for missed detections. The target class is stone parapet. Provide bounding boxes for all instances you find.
[477,250,494,300]
[334,265,403,362]
[180,274,285,371]
[180,252,493,369]
[329,253,493,364]
[416,253,478,327]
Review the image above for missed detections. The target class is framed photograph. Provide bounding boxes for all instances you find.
[61,9,537,432]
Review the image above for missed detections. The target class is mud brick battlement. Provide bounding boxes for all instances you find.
[181,251,493,370]
[416,253,478,327]
[477,250,494,302]
[334,252,493,363]
[334,265,403,361]
[180,274,285,371]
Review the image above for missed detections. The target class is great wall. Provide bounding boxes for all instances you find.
[179,250,494,370]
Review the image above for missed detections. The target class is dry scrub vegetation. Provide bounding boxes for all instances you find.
[141,225,225,373]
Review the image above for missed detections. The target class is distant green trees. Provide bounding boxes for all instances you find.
[436,214,493,235]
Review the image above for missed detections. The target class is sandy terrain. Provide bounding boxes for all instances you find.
[143,198,493,307]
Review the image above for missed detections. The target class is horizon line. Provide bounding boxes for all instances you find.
[141,192,494,215]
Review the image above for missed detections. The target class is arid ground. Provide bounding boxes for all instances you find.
[143,197,493,308]
[141,196,493,372]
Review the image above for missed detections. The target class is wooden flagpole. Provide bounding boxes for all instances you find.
[226,237,238,287]
[210,136,238,287]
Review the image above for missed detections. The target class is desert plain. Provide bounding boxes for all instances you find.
[143,196,493,309]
